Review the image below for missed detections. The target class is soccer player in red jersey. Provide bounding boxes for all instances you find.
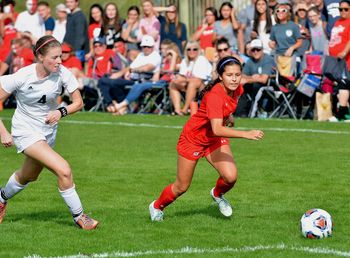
[149,56,264,221]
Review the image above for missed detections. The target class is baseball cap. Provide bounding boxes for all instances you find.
[140,35,155,47]
[93,36,106,45]
[250,39,263,49]
[61,43,72,53]
[56,3,69,13]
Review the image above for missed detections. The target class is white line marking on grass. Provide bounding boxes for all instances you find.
[1,117,349,135]
[25,244,350,258]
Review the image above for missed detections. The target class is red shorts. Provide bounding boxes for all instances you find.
[176,134,230,161]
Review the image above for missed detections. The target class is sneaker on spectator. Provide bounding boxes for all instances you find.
[75,214,99,230]
[0,201,7,224]
[328,116,338,122]
[210,188,232,217]
[149,201,163,221]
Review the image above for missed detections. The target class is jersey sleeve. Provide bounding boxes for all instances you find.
[60,66,79,93]
[0,70,23,93]
[206,92,224,119]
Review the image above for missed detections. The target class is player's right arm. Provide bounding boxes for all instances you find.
[0,83,13,147]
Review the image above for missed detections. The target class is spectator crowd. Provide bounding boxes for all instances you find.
[0,0,349,121]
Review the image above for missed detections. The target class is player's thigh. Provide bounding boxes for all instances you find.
[205,144,237,183]
[23,140,71,178]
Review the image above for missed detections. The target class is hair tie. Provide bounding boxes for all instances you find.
[35,38,57,53]
[218,57,241,71]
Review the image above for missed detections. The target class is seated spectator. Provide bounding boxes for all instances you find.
[98,35,161,110]
[240,39,275,117]
[0,38,34,75]
[121,5,141,60]
[52,3,68,43]
[37,1,55,35]
[15,0,45,40]
[192,7,218,51]
[169,40,212,115]
[110,40,181,115]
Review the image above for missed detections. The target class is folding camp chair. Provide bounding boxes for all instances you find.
[136,83,170,115]
[81,78,105,112]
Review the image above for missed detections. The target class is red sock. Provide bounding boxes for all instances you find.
[213,177,234,197]
[154,184,176,210]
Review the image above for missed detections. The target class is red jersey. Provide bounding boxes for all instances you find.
[62,56,83,70]
[181,83,243,146]
[88,23,101,40]
[329,17,350,70]
[197,25,214,50]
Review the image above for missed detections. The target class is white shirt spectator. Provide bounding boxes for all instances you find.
[52,19,67,43]
[130,51,161,72]
[179,55,212,81]
[15,11,45,39]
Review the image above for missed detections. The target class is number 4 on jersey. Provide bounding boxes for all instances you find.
[38,95,47,104]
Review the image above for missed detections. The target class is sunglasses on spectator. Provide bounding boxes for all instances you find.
[251,48,262,52]
[276,9,287,13]
[187,48,198,52]
[339,7,350,12]
[217,47,229,53]
[93,44,103,48]
[142,46,153,48]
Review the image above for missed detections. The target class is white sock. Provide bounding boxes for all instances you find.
[0,173,28,203]
[59,185,83,219]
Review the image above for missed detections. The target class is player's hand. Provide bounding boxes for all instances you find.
[225,115,235,127]
[245,130,264,140]
[0,130,13,148]
[45,110,62,125]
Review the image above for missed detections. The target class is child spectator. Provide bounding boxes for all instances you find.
[307,6,328,54]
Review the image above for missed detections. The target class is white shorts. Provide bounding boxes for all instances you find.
[13,128,57,153]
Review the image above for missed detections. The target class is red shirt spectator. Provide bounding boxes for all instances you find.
[61,43,82,70]
[329,16,350,69]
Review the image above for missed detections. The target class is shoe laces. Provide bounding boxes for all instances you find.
[79,214,94,225]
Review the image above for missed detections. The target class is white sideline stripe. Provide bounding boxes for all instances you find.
[1,117,349,135]
[25,244,350,258]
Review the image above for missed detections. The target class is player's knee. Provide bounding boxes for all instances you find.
[56,162,72,181]
[222,171,237,185]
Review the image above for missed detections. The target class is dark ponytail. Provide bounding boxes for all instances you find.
[199,56,242,98]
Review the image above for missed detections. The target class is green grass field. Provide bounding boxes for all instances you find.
[0,110,350,258]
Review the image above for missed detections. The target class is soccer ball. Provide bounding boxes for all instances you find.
[300,208,333,239]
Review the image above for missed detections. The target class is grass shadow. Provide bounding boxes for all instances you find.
[173,204,232,220]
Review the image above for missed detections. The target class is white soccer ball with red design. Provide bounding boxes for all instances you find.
[300,208,333,239]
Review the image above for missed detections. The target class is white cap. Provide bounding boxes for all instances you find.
[250,39,263,49]
[140,35,155,47]
[56,3,69,13]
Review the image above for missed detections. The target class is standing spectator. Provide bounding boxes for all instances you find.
[155,4,187,54]
[238,0,256,54]
[85,4,103,60]
[64,0,89,63]
[328,0,350,121]
[212,2,240,53]
[294,3,311,58]
[37,1,55,36]
[137,0,161,50]
[0,0,18,61]
[269,3,302,58]
[322,0,340,38]
[14,0,45,40]
[192,7,218,51]
[121,5,140,60]
[52,4,68,43]
[169,40,212,115]
[100,2,123,49]
[307,6,329,53]
[251,0,275,55]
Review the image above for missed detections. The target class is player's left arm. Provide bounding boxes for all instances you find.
[45,89,83,125]
[0,84,13,147]
[210,118,264,140]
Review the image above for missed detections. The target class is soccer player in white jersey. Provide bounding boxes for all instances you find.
[0,35,98,230]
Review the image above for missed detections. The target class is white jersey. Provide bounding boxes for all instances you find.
[0,64,78,137]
